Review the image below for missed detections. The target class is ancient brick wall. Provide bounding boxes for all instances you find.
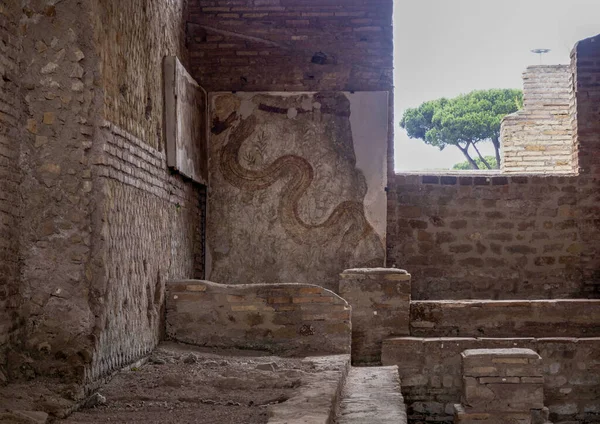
[387,174,589,300]
[86,0,206,384]
[166,280,351,355]
[0,0,21,380]
[501,66,574,173]
[387,37,600,300]
[187,0,393,92]
[571,34,600,299]
[382,337,600,424]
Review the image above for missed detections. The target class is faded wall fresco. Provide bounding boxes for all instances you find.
[207,92,388,291]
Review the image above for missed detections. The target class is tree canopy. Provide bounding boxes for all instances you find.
[452,156,497,170]
[400,89,523,169]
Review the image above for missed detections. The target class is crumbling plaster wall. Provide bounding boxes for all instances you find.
[0,0,22,381]
[387,36,600,301]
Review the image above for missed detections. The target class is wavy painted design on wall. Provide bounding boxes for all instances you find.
[220,114,373,248]
[207,92,385,290]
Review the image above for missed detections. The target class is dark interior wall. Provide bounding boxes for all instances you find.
[386,35,600,301]
[187,0,393,92]
[0,0,21,380]
[87,0,206,384]
[572,34,600,296]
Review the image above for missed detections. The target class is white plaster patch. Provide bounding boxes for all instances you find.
[345,91,389,243]
[239,98,256,119]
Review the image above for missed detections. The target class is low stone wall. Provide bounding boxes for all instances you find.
[166,280,351,356]
[339,268,411,364]
[382,337,600,424]
[455,348,545,424]
[387,173,598,300]
[410,299,600,338]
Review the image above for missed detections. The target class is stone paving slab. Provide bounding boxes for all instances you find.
[336,366,407,424]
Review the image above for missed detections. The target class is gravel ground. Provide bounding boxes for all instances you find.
[59,342,320,424]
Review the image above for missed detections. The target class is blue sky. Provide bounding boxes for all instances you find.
[393,0,600,171]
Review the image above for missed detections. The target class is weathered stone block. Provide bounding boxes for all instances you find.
[339,268,411,364]
[462,349,542,378]
[454,404,532,424]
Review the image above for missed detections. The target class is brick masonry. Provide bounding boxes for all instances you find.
[166,280,351,355]
[387,173,593,300]
[338,268,411,364]
[455,348,545,424]
[387,36,600,301]
[501,66,574,174]
[382,337,600,424]
[410,299,600,338]
[87,123,205,384]
[0,0,21,380]
[187,0,393,93]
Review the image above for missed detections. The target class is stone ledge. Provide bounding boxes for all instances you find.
[461,348,541,360]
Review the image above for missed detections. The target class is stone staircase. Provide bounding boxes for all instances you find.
[380,298,600,423]
[335,268,600,424]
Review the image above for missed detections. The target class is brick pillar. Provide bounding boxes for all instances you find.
[338,268,411,364]
[454,348,547,424]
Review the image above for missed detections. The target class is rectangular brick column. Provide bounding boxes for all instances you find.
[454,348,545,424]
[339,268,411,364]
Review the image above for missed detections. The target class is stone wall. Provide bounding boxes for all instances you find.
[88,124,205,384]
[0,0,21,381]
[571,35,600,297]
[86,0,205,384]
[15,0,99,381]
[338,268,411,364]
[387,173,591,300]
[501,66,574,174]
[207,92,387,292]
[166,280,351,355]
[93,0,188,150]
[382,337,600,424]
[0,0,206,385]
[410,299,600,338]
[387,37,600,301]
[187,0,393,92]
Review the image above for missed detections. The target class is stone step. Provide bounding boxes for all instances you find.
[410,299,600,338]
[381,337,600,424]
[336,366,407,424]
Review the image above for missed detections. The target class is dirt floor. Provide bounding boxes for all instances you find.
[57,342,319,424]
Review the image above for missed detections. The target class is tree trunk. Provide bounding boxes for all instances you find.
[457,142,479,169]
[491,136,501,169]
[472,142,492,169]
